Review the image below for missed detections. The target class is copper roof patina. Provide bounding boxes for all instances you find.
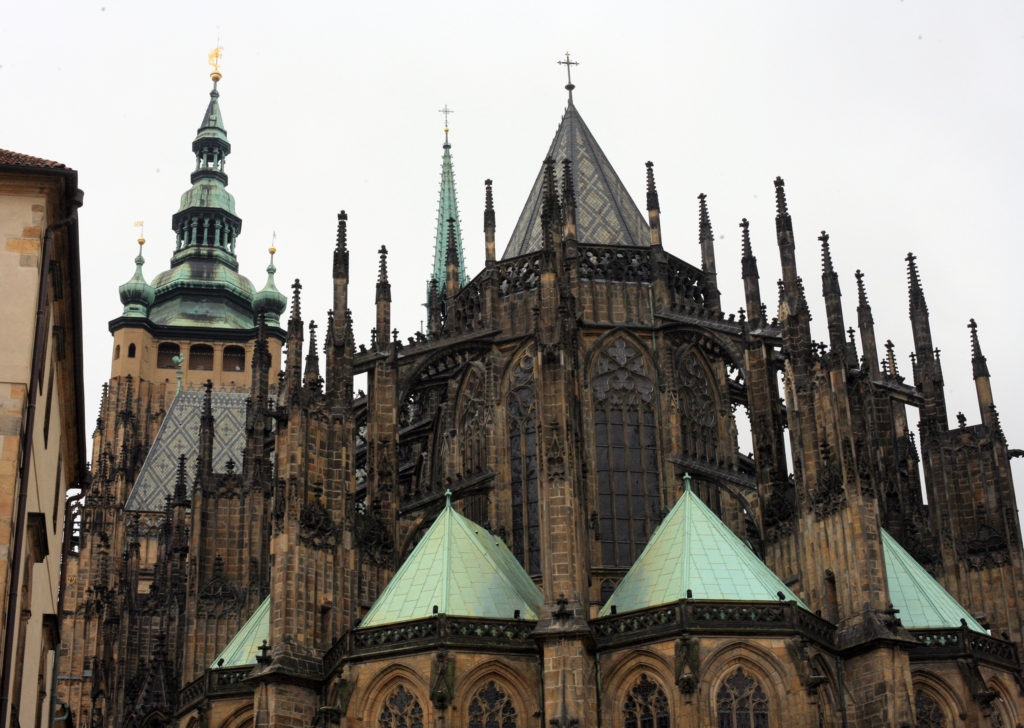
[359,495,543,627]
[599,478,808,616]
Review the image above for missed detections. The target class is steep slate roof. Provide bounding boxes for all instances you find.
[599,485,808,616]
[124,390,249,511]
[501,101,650,259]
[210,596,269,667]
[360,498,543,627]
[882,529,986,633]
[0,149,70,170]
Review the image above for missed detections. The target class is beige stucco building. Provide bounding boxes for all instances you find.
[0,150,85,728]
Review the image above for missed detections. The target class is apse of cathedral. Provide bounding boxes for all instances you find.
[57,55,1024,728]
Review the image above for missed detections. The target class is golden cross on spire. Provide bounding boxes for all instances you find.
[438,104,454,145]
[133,220,145,245]
[557,51,579,102]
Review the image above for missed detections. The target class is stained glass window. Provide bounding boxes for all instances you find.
[623,673,670,728]
[592,339,661,567]
[378,685,424,728]
[507,352,540,575]
[914,692,946,728]
[467,681,517,728]
[716,669,768,728]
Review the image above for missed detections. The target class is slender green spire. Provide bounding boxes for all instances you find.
[427,117,467,309]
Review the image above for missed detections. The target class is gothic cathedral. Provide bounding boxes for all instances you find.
[58,68,1024,728]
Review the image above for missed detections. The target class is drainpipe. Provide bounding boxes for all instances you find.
[0,190,83,728]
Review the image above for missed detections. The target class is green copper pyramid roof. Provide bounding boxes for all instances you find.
[881,529,985,633]
[502,100,650,258]
[210,596,269,668]
[427,135,468,305]
[360,498,543,627]
[599,484,807,617]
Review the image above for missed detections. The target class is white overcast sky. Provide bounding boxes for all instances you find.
[3,1,1023,503]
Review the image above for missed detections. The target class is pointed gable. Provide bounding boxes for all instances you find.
[210,596,269,667]
[599,486,807,616]
[881,529,986,632]
[359,500,543,627]
[502,102,649,259]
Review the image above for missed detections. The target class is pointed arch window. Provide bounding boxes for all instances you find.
[592,339,661,567]
[676,347,720,463]
[507,351,540,575]
[716,668,769,728]
[914,692,946,728]
[458,366,490,524]
[623,673,670,728]
[378,685,424,728]
[467,680,518,728]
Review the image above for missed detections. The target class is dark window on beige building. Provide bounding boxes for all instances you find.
[157,343,180,368]
[223,345,245,372]
[189,344,213,371]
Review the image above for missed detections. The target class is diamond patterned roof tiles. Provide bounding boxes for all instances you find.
[502,101,649,258]
[359,500,543,627]
[210,596,269,668]
[124,390,250,511]
[599,486,808,617]
[881,528,986,633]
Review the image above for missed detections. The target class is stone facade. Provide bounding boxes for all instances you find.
[0,152,86,728]
[58,83,1024,728]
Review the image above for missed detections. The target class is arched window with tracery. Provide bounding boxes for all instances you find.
[378,685,424,728]
[458,366,490,524]
[592,338,661,567]
[507,351,540,575]
[716,668,769,728]
[676,346,720,463]
[914,692,946,728]
[467,680,518,728]
[623,673,669,728]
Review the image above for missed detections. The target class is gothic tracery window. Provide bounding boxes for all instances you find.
[622,673,670,728]
[717,669,769,728]
[378,685,424,728]
[677,347,719,463]
[467,680,518,728]
[914,692,946,728]
[592,339,661,567]
[458,367,490,523]
[507,352,540,575]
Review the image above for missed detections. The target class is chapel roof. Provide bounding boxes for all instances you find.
[882,528,986,633]
[502,100,650,258]
[599,480,808,616]
[210,596,269,668]
[359,495,543,627]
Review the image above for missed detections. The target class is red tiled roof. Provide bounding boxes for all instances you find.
[0,148,70,170]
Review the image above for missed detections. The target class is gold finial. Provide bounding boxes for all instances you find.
[134,220,145,245]
[209,46,223,82]
[269,231,277,256]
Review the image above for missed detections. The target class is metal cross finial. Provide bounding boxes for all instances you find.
[439,104,454,145]
[558,52,579,102]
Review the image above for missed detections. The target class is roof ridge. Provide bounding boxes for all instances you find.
[449,507,542,618]
[881,529,985,632]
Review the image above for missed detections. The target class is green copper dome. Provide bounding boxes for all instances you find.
[252,248,287,326]
[118,242,156,317]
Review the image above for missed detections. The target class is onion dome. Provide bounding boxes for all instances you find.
[252,245,287,326]
[119,238,156,317]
